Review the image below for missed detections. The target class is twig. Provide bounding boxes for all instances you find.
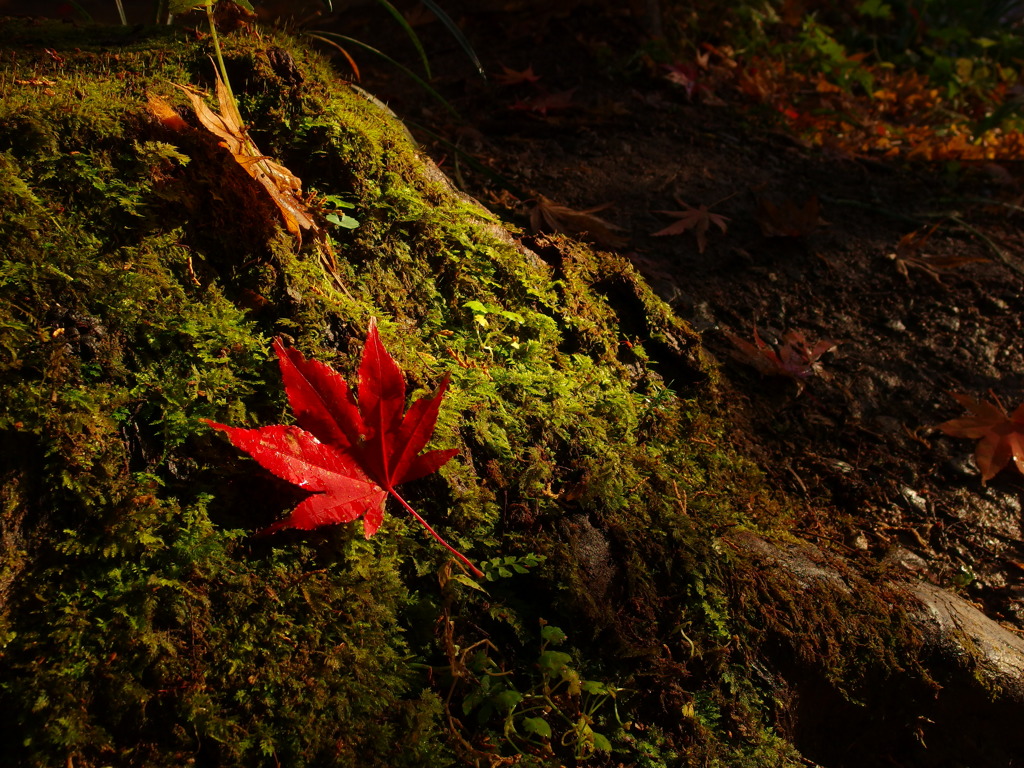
[819,195,930,225]
[948,195,1024,216]
[948,214,1024,277]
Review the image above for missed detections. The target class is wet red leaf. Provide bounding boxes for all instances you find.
[206,320,480,575]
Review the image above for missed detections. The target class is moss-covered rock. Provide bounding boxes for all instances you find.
[1,16,988,768]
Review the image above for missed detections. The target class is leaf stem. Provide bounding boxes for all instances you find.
[205,0,236,108]
[389,489,483,577]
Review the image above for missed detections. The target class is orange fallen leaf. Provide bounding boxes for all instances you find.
[937,393,1024,484]
[15,77,57,87]
[150,74,315,243]
[147,93,189,131]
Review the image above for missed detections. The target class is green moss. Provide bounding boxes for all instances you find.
[0,18,934,768]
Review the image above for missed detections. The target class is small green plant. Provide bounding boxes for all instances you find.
[459,621,626,761]
[463,300,528,360]
[480,553,545,581]
[321,193,360,230]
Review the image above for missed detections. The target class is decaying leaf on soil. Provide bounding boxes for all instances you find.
[510,88,577,116]
[725,327,837,391]
[651,196,730,253]
[148,73,316,242]
[527,194,627,248]
[937,392,1024,484]
[888,224,988,284]
[494,64,541,86]
[756,194,823,238]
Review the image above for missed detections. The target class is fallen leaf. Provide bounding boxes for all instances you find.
[651,197,730,253]
[510,88,577,116]
[206,320,480,575]
[937,393,1024,484]
[14,77,57,87]
[664,62,701,98]
[888,224,988,283]
[663,61,718,102]
[149,74,316,242]
[725,327,836,391]
[756,195,823,238]
[147,93,189,131]
[494,64,541,86]
[528,194,627,249]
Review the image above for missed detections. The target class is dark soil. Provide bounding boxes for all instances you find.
[342,2,1024,634]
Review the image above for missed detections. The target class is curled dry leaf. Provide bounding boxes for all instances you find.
[937,393,1024,484]
[15,77,57,87]
[651,197,730,253]
[146,93,188,131]
[148,74,316,243]
[206,320,480,576]
[725,327,836,391]
[528,194,627,249]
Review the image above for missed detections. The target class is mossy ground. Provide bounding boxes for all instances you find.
[0,18,928,768]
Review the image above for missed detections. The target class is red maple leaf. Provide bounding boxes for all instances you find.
[937,393,1024,484]
[206,320,481,576]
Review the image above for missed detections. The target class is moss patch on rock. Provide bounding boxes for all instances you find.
[0,18,938,768]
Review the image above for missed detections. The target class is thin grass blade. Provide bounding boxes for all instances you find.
[312,32,460,118]
[420,0,486,80]
[372,0,432,78]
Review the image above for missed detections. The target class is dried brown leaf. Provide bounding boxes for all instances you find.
[756,195,822,238]
[528,195,627,249]
[494,64,541,86]
[510,89,577,116]
[889,224,988,283]
[154,75,316,242]
[651,198,729,253]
